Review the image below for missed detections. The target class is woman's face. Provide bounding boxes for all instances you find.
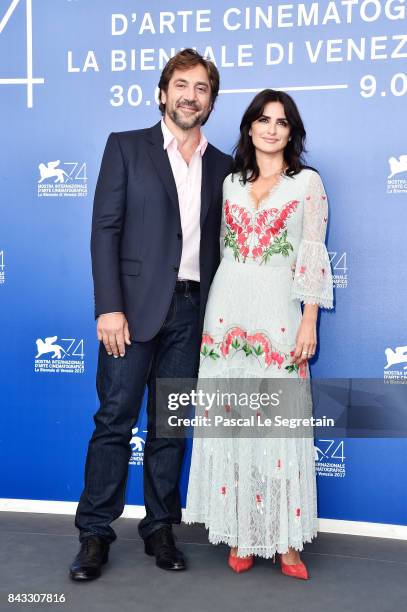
[249,101,291,156]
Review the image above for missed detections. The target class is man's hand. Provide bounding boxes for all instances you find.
[97,312,131,357]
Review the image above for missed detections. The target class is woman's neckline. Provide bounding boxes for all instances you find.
[246,171,287,211]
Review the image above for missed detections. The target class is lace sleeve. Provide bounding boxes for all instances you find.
[291,171,334,309]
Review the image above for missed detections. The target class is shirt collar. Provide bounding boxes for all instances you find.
[161,118,208,157]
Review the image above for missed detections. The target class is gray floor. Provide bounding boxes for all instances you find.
[0,512,406,612]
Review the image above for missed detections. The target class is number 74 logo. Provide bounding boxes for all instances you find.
[0,0,45,108]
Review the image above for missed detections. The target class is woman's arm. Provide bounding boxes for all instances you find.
[291,171,334,365]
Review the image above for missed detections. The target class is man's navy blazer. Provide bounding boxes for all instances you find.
[91,121,233,342]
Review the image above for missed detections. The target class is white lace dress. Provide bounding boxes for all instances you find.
[183,168,334,558]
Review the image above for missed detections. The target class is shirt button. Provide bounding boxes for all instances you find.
[173,265,179,272]
[177,233,182,240]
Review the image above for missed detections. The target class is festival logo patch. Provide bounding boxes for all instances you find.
[384,345,407,384]
[328,250,348,289]
[0,249,5,285]
[129,427,147,466]
[387,155,407,194]
[34,336,85,374]
[37,161,87,198]
[314,440,346,478]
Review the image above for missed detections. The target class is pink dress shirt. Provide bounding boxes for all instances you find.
[161,118,208,282]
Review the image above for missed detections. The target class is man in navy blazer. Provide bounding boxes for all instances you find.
[70,49,232,580]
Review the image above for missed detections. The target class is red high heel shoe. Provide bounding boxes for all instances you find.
[273,552,309,580]
[228,550,254,573]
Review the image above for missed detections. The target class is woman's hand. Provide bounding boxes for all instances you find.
[291,304,318,365]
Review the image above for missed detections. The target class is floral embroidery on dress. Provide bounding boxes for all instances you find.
[200,326,307,376]
[200,333,219,361]
[224,199,299,263]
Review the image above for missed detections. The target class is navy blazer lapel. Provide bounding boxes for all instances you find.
[145,121,214,228]
[200,147,214,229]
[145,122,180,215]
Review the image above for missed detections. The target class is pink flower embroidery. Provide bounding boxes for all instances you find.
[203,325,293,372]
[299,265,306,274]
[299,362,307,378]
[224,200,299,262]
[201,334,214,347]
[237,232,247,246]
[201,332,220,361]
[259,234,271,246]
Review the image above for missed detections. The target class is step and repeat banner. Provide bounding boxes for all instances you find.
[1,0,406,527]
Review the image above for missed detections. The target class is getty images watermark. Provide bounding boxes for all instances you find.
[155,378,336,438]
[166,387,334,431]
[155,378,407,439]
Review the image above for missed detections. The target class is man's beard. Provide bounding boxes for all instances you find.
[169,101,209,130]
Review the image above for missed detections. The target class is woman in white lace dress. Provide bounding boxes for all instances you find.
[183,90,333,578]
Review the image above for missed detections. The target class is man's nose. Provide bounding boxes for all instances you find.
[185,85,197,100]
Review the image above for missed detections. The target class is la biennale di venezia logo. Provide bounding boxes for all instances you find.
[34,336,85,374]
[129,427,148,467]
[384,344,407,384]
[37,160,88,198]
[387,154,407,194]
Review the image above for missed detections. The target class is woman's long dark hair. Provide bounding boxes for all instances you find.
[232,89,308,183]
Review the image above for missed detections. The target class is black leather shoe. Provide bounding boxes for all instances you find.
[144,527,186,571]
[69,535,110,581]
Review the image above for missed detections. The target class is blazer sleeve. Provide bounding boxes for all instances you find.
[91,132,127,318]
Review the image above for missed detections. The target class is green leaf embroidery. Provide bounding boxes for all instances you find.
[261,230,294,264]
[224,229,240,261]
[243,344,253,356]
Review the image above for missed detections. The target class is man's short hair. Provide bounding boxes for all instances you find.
[158,48,220,117]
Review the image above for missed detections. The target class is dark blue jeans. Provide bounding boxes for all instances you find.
[75,283,201,543]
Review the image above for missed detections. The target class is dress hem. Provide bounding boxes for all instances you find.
[182,515,318,559]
